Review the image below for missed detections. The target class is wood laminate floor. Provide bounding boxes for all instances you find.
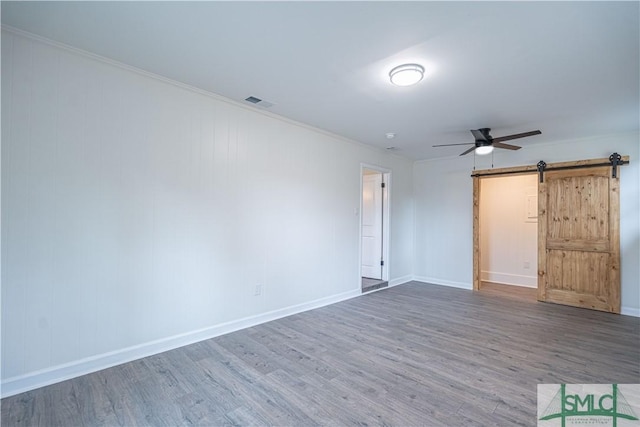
[2,282,639,426]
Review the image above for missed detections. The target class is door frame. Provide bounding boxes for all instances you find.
[473,171,539,291]
[359,164,391,286]
[472,156,627,296]
[473,170,537,291]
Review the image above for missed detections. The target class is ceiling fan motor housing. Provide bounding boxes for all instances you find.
[477,128,492,143]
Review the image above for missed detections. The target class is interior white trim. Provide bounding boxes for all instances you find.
[480,271,538,288]
[621,307,640,318]
[389,275,413,287]
[359,163,392,285]
[0,288,361,398]
[413,276,473,290]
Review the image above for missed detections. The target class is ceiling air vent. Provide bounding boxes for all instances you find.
[244,96,274,109]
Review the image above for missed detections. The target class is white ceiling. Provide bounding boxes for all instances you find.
[2,1,638,160]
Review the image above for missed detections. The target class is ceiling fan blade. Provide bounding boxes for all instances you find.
[493,141,521,151]
[459,146,477,156]
[432,142,475,147]
[470,129,489,141]
[492,130,541,143]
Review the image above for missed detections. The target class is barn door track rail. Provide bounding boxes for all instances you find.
[470,152,629,182]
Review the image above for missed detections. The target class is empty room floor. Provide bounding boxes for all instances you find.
[2,282,639,426]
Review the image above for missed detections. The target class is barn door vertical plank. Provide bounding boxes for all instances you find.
[537,175,548,302]
[609,171,621,313]
[473,176,481,291]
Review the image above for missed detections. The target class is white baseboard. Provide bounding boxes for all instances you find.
[0,288,361,398]
[486,281,537,289]
[412,276,472,290]
[481,270,537,288]
[621,306,640,317]
[495,282,537,289]
[389,275,413,287]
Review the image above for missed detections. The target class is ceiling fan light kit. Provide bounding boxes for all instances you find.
[389,63,424,86]
[475,145,494,155]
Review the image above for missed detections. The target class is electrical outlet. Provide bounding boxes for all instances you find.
[254,284,262,296]
[523,261,530,269]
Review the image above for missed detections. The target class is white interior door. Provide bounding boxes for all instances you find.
[362,173,383,279]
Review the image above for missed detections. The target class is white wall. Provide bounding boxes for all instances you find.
[0,30,414,395]
[480,174,538,288]
[2,28,638,399]
[414,133,640,315]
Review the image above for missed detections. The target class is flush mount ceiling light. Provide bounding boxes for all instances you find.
[475,145,494,155]
[389,63,425,86]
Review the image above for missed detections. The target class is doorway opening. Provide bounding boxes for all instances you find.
[478,174,538,301]
[360,165,390,293]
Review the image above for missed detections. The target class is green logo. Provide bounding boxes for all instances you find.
[539,384,639,426]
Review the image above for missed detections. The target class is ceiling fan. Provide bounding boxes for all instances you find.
[433,128,542,156]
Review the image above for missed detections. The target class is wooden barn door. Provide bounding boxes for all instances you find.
[537,166,621,313]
